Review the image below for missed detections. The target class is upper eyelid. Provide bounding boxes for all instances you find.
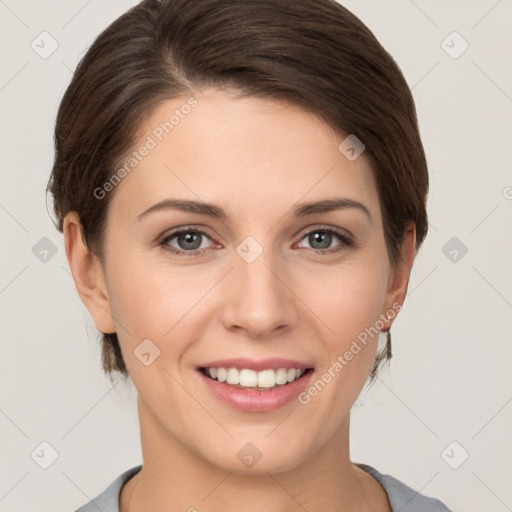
[296,225,353,241]
[161,226,215,242]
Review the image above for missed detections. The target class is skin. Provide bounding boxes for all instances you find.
[63,88,416,512]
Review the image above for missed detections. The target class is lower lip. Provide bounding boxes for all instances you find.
[198,369,314,412]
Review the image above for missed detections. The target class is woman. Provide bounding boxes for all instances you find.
[48,0,452,510]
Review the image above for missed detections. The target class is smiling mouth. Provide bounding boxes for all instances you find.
[199,366,314,390]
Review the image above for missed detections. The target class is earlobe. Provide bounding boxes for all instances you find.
[382,222,417,329]
[62,211,116,334]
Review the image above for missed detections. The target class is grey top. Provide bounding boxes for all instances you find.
[75,463,452,511]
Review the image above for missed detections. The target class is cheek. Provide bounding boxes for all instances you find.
[308,259,389,343]
[105,250,198,347]
[299,263,388,401]
[300,257,389,405]
[105,249,228,379]
[109,249,198,330]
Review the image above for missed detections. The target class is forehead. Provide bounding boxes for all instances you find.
[108,88,380,223]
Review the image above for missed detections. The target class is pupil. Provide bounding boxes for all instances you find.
[310,231,331,249]
[179,231,201,250]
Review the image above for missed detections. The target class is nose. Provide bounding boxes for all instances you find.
[221,243,298,339]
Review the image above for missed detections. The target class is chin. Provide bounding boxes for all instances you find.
[201,438,309,475]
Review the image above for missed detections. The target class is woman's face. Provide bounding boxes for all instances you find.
[72,88,414,473]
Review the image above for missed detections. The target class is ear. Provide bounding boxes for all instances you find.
[381,221,417,329]
[62,211,116,334]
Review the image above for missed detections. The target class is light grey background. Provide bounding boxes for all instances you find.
[1,1,511,511]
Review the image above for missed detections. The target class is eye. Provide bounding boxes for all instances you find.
[160,228,215,256]
[297,227,353,254]
[159,225,354,257]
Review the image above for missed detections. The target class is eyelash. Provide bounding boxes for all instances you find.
[158,225,354,257]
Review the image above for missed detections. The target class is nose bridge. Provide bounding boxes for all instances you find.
[222,234,296,336]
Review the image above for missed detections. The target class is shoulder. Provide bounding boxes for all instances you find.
[355,463,453,512]
[73,465,142,512]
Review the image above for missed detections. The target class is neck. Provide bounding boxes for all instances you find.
[120,396,389,512]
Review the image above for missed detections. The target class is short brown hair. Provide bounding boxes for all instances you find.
[47,0,429,383]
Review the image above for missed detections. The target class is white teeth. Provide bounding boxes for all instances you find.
[216,367,227,382]
[203,367,308,388]
[239,369,258,387]
[275,368,288,385]
[257,369,276,388]
[286,368,297,382]
[226,368,239,384]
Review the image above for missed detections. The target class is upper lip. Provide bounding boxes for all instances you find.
[197,358,313,372]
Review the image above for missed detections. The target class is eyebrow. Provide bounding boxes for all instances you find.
[137,198,372,222]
